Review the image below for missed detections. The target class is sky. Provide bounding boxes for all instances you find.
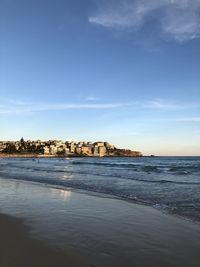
[0,0,200,156]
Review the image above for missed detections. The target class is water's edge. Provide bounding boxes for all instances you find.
[0,156,200,222]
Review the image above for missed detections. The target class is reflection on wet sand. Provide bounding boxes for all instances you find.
[59,189,71,201]
[0,177,200,267]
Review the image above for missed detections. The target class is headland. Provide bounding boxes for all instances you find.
[0,138,142,158]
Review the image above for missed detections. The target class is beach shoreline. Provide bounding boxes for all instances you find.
[0,153,59,158]
[0,153,142,158]
[0,177,200,267]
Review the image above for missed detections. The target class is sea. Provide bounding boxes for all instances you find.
[0,156,200,222]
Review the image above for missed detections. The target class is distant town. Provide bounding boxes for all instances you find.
[0,138,142,157]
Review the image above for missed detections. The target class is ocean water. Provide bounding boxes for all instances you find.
[0,156,200,222]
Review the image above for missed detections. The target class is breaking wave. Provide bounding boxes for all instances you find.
[0,156,200,221]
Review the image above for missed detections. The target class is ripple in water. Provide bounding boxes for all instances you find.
[0,156,200,221]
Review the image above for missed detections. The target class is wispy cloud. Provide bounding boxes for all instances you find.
[0,99,198,115]
[141,99,200,110]
[142,99,184,109]
[176,117,200,122]
[0,100,132,115]
[85,96,100,101]
[89,0,200,42]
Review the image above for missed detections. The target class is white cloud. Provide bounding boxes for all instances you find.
[176,117,200,122]
[0,100,132,115]
[89,0,200,42]
[0,99,198,115]
[86,96,100,101]
[144,99,200,110]
[142,99,187,110]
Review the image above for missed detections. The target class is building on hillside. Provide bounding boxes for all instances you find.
[81,145,93,155]
[69,142,75,153]
[93,145,99,156]
[49,145,57,155]
[75,147,82,154]
[43,146,50,155]
[98,146,106,157]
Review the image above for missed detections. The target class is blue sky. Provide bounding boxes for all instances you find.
[0,0,200,155]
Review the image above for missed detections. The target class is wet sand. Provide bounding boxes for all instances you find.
[0,177,200,267]
[0,214,88,267]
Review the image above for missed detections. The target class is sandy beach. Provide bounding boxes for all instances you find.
[0,176,200,267]
[0,213,88,267]
[1,0,199,265]
[0,153,58,158]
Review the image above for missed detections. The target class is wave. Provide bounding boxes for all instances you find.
[71,160,142,169]
[0,172,154,207]
[1,157,200,223]
[3,160,200,178]
[0,167,200,200]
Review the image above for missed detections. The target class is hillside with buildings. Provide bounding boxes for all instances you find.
[0,138,142,157]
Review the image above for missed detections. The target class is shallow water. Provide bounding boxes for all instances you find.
[0,156,200,221]
[0,177,200,267]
